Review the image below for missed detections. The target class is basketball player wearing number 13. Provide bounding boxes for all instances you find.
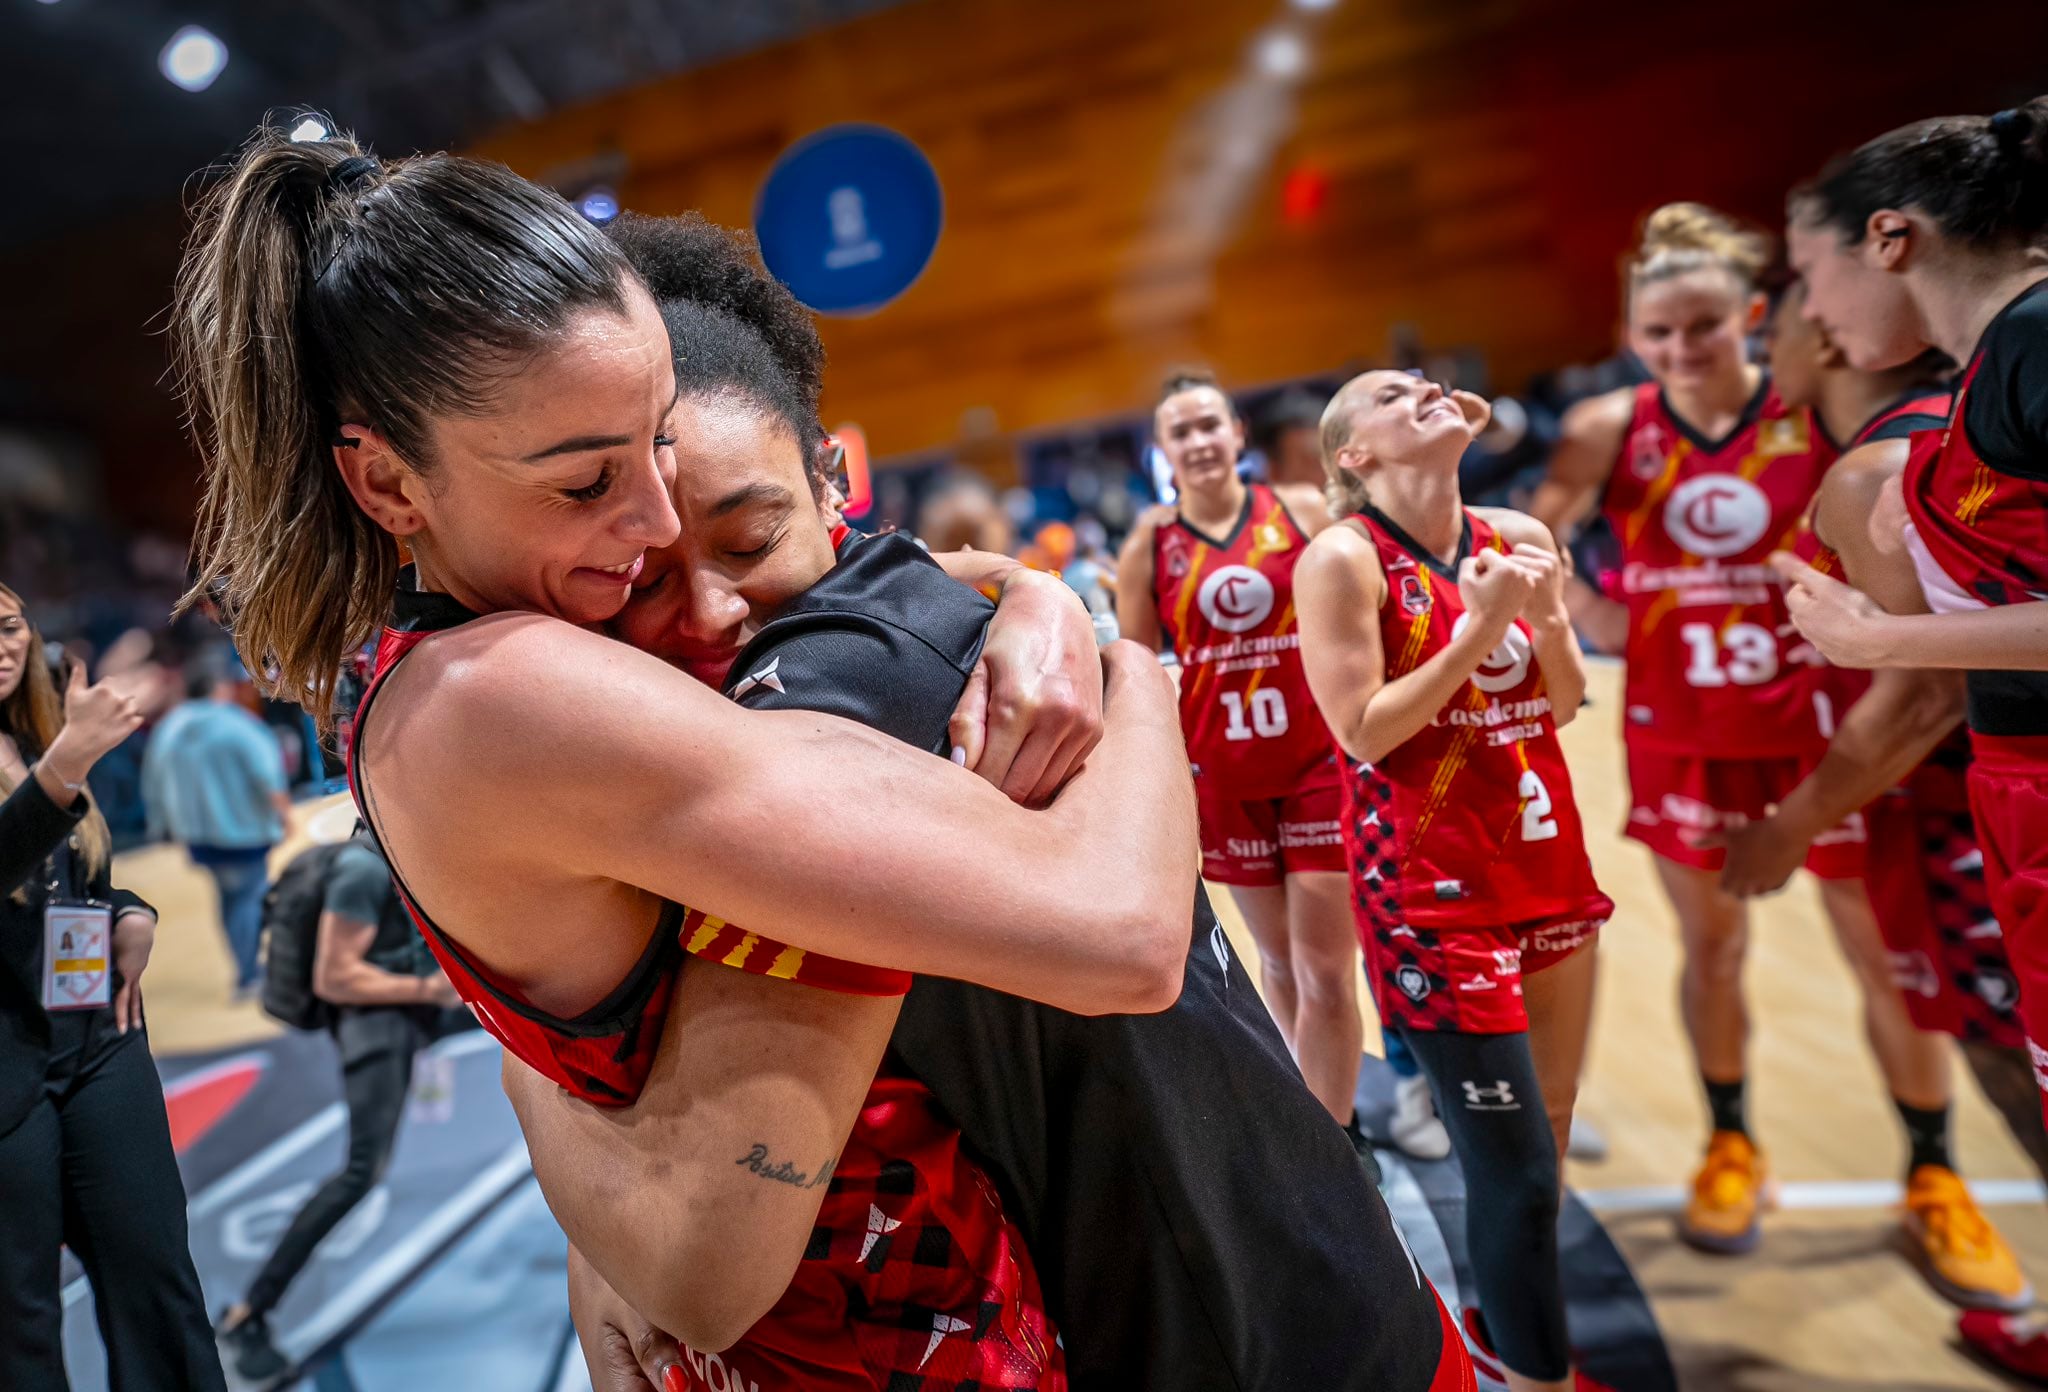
[1533,204,1958,1262]
[1117,370,1368,1151]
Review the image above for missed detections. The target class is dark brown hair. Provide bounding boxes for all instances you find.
[1793,98,2048,249]
[172,119,633,722]
[606,212,833,499]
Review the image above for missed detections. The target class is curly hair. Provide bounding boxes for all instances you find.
[606,212,831,491]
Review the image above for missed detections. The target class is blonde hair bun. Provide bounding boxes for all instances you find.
[1631,201,1771,289]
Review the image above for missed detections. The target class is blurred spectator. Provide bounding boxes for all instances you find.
[1250,388,1328,490]
[141,647,290,994]
[914,472,1017,556]
[0,584,226,1391]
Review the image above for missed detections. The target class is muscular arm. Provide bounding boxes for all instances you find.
[1720,444,1965,897]
[378,620,1194,1018]
[1114,509,1169,654]
[507,962,900,1352]
[312,913,443,1007]
[1295,525,1508,765]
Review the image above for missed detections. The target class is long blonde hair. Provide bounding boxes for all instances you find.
[0,583,111,883]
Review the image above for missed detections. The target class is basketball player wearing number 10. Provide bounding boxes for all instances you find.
[1117,370,1366,1150]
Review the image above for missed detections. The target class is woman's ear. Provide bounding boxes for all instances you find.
[333,425,426,537]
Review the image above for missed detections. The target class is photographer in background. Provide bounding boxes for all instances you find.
[215,833,468,1381]
[0,582,226,1391]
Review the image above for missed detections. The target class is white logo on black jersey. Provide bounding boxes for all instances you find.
[1210,924,1232,986]
[732,657,786,698]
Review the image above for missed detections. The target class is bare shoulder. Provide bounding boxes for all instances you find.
[1300,516,1383,582]
[1471,506,1556,551]
[1273,482,1334,534]
[1819,438,1910,516]
[1560,385,1637,442]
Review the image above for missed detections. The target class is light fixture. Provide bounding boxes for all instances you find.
[288,115,331,143]
[578,187,620,224]
[1254,29,1307,79]
[160,25,228,93]
[1291,0,1338,10]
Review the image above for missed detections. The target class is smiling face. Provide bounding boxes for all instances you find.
[1154,386,1245,497]
[610,395,839,689]
[338,279,685,628]
[1626,267,1757,391]
[1786,213,1927,372]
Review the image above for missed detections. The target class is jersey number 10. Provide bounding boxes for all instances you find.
[1220,689,1289,741]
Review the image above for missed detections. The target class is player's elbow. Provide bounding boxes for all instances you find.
[1071,888,1189,1016]
[635,1249,790,1354]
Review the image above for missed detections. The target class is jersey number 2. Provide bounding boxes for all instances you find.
[1518,769,1560,842]
[1221,689,1289,742]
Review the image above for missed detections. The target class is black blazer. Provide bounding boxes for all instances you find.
[0,775,153,1135]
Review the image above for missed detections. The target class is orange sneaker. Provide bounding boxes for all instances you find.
[1680,1130,1769,1254]
[1903,1164,2033,1311]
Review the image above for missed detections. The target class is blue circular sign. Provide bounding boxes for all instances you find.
[754,124,943,316]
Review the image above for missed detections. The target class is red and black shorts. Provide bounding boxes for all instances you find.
[1966,734,2048,1113]
[1196,757,1346,887]
[1623,742,1865,880]
[1363,907,1607,1035]
[1863,754,2024,1048]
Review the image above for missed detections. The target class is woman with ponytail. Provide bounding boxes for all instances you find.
[0,584,224,1391]
[1779,97,2048,1378]
[175,122,1197,1382]
[533,212,1470,1392]
[1529,203,1973,1274]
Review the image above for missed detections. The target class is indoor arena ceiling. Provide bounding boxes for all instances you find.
[0,0,907,251]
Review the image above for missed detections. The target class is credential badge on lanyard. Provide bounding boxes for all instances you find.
[43,899,113,1011]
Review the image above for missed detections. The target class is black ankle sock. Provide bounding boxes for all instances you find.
[1703,1076,1747,1137]
[1896,1099,1954,1175]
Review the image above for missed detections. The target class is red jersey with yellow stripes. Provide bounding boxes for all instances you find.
[1343,504,1606,931]
[1601,379,1837,757]
[1152,483,1329,797]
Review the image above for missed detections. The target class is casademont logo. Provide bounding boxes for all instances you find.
[1197,565,1274,633]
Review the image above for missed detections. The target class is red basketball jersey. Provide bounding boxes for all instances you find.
[1152,483,1331,797]
[1341,505,1607,930]
[347,589,1061,1392]
[1602,380,1837,757]
[1904,354,2048,617]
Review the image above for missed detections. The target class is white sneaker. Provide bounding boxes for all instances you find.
[1390,1073,1452,1160]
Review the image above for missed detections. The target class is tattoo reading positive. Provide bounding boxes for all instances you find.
[736,1143,836,1189]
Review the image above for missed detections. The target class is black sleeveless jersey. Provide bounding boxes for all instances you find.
[728,530,1446,1392]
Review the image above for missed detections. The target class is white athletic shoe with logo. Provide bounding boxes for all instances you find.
[1390,1074,1452,1161]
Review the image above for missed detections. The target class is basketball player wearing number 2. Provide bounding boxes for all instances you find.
[1117,370,1368,1150]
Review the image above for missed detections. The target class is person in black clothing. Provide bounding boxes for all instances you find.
[216,834,469,1381]
[562,214,1472,1392]
[0,582,226,1392]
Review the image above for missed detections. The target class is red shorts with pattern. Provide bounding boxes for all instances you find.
[1864,749,2024,1048]
[1965,735,2048,1117]
[669,1074,1065,1391]
[1361,910,1606,1036]
[1196,756,1345,887]
[1623,743,1865,880]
